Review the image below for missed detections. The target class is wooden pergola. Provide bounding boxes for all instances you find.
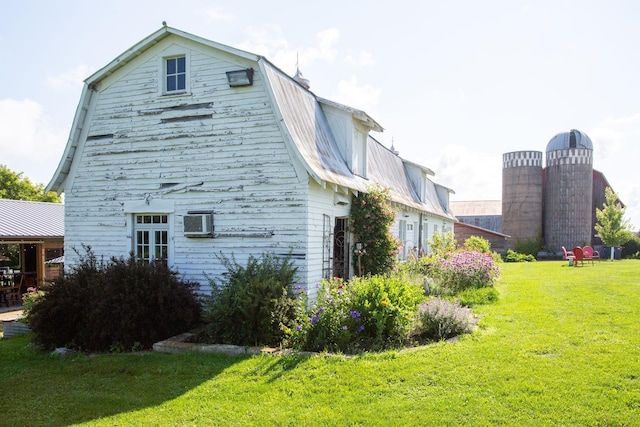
[0,200,64,291]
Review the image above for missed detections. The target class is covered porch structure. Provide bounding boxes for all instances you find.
[0,200,64,306]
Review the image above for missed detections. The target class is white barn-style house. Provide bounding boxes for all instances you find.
[47,26,456,301]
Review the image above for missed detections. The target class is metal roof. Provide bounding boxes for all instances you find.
[0,199,64,240]
[47,26,455,221]
[263,60,455,218]
[546,129,593,152]
[450,200,502,216]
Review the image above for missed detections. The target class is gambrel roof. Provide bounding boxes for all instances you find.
[47,26,455,220]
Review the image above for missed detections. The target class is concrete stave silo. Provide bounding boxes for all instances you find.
[502,151,543,249]
[543,129,593,251]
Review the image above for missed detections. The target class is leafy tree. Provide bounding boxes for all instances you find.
[594,187,633,260]
[0,164,61,202]
[350,185,400,276]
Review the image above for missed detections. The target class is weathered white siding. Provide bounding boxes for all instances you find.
[305,181,352,302]
[63,36,310,293]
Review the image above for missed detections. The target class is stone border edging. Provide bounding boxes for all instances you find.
[152,332,320,357]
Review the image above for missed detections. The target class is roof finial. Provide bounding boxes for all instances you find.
[390,137,399,155]
[162,20,167,27]
[293,52,310,89]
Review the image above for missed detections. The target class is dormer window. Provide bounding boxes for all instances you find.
[165,56,186,93]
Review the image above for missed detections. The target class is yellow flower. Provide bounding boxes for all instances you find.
[380,300,389,307]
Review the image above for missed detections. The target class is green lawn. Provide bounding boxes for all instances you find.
[0,260,639,426]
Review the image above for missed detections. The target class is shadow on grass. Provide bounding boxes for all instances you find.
[0,334,254,426]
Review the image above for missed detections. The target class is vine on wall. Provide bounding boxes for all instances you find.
[350,185,400,276]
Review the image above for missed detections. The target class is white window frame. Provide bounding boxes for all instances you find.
[134,214,170,264]
[160,49,190,96]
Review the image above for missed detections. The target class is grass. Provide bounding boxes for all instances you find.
[0,260,639,426]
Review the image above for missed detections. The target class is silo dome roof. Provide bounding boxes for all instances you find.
[546,129,593,152]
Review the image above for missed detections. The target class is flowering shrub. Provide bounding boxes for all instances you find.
[428,251,500,295]
[412,297,478,341]
[287,278,360,352]
[289,274,424,353]
[350,184,400,276]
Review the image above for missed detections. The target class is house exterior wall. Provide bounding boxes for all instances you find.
[62,36,311,293]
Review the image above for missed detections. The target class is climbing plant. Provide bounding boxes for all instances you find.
[350,184,400,276]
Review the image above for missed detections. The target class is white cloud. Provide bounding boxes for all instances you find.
[420,145,502,201]
[46,64,94,93]
[237,26,341,75]
[330,76,381,113]
[0,98,67,185]
[588,126,624,161]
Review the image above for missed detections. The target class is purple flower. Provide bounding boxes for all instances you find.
[342,326,348,330]
[296,325,302,331]
[349,310,361,319]
[357,325,365,332]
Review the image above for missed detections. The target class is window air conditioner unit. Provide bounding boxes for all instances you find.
[183,211,213,237]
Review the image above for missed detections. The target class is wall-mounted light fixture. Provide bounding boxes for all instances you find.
[226,68,254,87]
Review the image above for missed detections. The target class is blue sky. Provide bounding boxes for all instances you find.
[1,0,639,229]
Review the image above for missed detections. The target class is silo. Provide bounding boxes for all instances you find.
[502,151,543,249]
[543,129,593,251]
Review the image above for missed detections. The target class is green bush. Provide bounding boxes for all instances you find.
[411,297,478,341]
[28,250,201,352]
[514,236,542,256]
[204,253,303,347]
[503,249,536,263]
[428,231,457,257]
[290,274,425,353]
[464,236,492,253]
[622,234,640,259]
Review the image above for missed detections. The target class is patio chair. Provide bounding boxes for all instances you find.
[572,247,585,267]
[583,246,600,264]
[562,246,575,260]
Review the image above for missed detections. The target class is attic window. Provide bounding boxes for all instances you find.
[165,56,186,93]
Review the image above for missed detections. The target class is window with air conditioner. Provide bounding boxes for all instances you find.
[183,212,213,237]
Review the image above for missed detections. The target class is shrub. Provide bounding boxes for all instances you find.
[21,287,45,318]
[428,251,500,294]
[412,297,478,341]
[464,236,492,254]
[503,249,536,263]
[428,231,457,257]
[291,274,425,353]
[350,184,400,276]
[204,253,303,347]
[28,250,201,352]
[514,235,543,256]
[622,234,640,259]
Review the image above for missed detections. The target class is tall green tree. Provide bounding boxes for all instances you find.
[0,165,61,202]
[594,187,633,260]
